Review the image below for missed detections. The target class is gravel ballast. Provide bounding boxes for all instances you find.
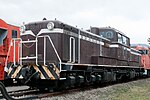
[41,78,150,100]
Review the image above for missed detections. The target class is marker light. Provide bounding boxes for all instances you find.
[47,22,54,30]
[20,25,26,33]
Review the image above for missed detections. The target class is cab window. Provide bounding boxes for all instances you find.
[99,31,114,39]
[118,34,122,44]
[0,29,7,45]
[139,50,148,55]
[123,36,127,45]
[12,30,17,38]
[118,33,128,46]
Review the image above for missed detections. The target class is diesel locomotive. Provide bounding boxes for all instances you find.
[5,19,145,90]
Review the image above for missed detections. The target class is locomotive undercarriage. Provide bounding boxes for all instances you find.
[7,63,144,91]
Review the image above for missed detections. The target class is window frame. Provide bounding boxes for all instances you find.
[12,30,18,38]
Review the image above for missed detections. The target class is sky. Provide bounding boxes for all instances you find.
[0,0,150,44]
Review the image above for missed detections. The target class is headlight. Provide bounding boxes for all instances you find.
[20,25,26,33]
[47,22,54,30]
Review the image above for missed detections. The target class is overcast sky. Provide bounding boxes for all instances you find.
[0,0,150,44]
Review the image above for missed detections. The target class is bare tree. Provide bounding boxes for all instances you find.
[148,38,150,44]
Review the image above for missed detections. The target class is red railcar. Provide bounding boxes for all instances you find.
[132,44,150,76]
[0,19,20,80]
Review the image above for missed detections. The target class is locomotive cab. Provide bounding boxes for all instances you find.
[90,27,130,46]
[90,27,131,66]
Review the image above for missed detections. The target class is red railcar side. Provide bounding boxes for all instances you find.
[135,46,150,69]
[132,45,150,76]
[0,19,20,80]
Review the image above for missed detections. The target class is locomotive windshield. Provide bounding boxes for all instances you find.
[0,29,7,45]
[99,31,114,39]
[139,50,148,55]
[118,33,129,46]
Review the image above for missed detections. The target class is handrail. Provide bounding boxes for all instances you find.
[5,40,12,69]
[37,35,62,72]
[5,38,22,69]
[35,37,38,66]
[5,36,61,73]
[100,35,102,56]
[14,38,22,66]
[69,37,75,63]
[78,30,80,63]
[44,36,46,65]
[19,39,37,65]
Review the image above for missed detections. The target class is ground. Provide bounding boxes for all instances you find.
[42,78,150,100]
[105,79,150,100]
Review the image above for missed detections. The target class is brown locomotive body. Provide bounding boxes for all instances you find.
[6,20,144,90]
[21,21,110,65]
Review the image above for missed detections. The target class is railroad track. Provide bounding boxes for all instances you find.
[0,77,148,100]
[0,84,93,100]
[12,88,89,99]
[0,87,38,100]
